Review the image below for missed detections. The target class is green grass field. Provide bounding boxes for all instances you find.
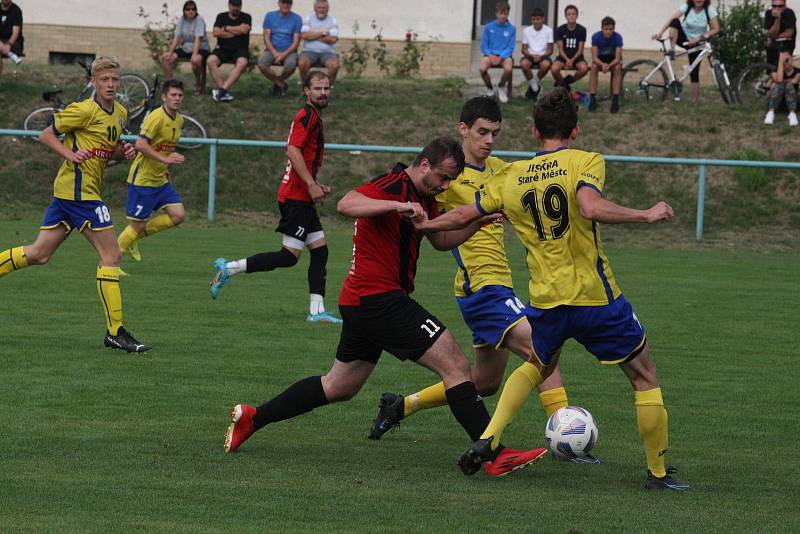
[1,220,797,532]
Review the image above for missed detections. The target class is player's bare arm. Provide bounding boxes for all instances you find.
[112,141,136,161]
[425,217,500,251]
[415,203,484,233]
[337,191,422,218]
[287,145,327,203]
[38,127,92,164]
[134,137,185,165]
[576,186,674,224]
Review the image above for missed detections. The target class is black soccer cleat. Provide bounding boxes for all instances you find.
[368,392,405,440]
[458,437,495,476]
[104,327,152,353]
[645,467,689,491]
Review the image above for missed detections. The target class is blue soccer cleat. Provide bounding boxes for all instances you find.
[210,257,229,300]
[306,311,343,324]
[553,451,603,464]
[645,467,689,491]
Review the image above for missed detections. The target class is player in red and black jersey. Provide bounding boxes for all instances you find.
[224,137,547,475]
[210,72,341,323]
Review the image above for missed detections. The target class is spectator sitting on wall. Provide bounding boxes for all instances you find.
[520,7,553,101]
[652,0,720,103]
[764,52,799,126]
[0,0,24,75]
[551,4,589,91]
[298,0,340,87]
[208,0,253,103]
[588,16,623,113]
[161,1,211,95]
[765,0,796,67]
[479,1,516,104]
[257,0,302,97]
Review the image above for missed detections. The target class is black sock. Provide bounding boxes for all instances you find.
[589,94,597,103]
[246,248,298,273]
[308,245,328,296]
[252,375,329,430]
[445,381,491,442]
[612,94,619,103]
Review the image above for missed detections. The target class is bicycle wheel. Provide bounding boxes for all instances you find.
[178,114,208,150]
[22,106,56,136]
[711,61,736,105]
[621,59,669,102]
[736,63,775,107]
[117,74,150,120]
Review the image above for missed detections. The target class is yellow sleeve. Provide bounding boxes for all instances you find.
[477,166,507,214]
[139,110,162,142]
[576,152,606,195]
[52,101,91,135]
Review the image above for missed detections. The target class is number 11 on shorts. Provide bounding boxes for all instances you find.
[420,319,441,338]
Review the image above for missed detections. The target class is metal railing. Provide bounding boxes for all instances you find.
[3,128,799,241]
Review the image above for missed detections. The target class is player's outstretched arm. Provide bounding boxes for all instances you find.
[415,204,484,233]
[337,190,422,219]
[135,137,184,165]
[577,186,674,224]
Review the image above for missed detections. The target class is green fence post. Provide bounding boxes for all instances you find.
[207,141,218,223]
[695,164,706,242]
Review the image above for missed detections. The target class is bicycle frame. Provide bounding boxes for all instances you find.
[647,39,714,86]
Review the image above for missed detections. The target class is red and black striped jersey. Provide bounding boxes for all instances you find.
[339,163,441,306]
[278,104,325,203]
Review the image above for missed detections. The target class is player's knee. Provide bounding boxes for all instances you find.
[280,247,300,267]
[323,380,360,402]
[170,211,186,225]
[474,376,501,397]
[26,247,50,265]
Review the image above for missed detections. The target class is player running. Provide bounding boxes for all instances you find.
[414,88,688,490]
[224,137,547,476]
[368,97,599,463]
[0,56,150,352]
[210,71,341,323]
[117,79,188,263]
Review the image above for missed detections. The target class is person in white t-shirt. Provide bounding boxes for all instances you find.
[299,0,340,86]
[520,7,553,100]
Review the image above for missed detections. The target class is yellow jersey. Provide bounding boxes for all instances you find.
[436,156,514,297]
[127,106,183,187]
[478,148,622,309]
[52,98,127,201]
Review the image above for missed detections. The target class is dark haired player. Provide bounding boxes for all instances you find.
[224,137,547,476]
[368,97,597,464]
[415,89,688,490]
[211,72,341,323]
[118,79,188,262]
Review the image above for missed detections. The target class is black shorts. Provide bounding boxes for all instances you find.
[520,55,552,68]
[210,46,250,65]
[597,55,617,65]
[768,44,796,66]
[176,49,210,61]
[555,54,587,66]
[336,291,446,364]
[275,199,323,243]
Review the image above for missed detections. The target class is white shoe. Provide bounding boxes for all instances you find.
[486,85,497,98]
[789,112,798,127]
[498,86,508,103]
[530,78,540,93]
[8,52,22,65]
[764,110,775,125]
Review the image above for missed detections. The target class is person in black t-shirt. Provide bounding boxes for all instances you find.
[551,4,588,89]
[208,0,252,102]
[765,0,797,66]
[0,0,24,75]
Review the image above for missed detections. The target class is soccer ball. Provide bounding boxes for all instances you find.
[545,406,599,458]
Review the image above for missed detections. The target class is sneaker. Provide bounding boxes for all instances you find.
[104,327,151,353]
[610,99,620,114]
[497,86,509,103]
[563,74,575,86]
[219,90,234,102]
[553,451,603,464]
[211,89,221,102]
[525,86,535,99]
[458,437,494,476]
[764,110,775,125]
[8,52,22,65]
[531,78,540,93]
[368,392,404,440]
[789,112,798,127]
[224,404,256,453]
[486,85,497,98]
[210,257,229,300]
[588,97,598,112]
[483,447,548,477]
[645,467,689,491]
[306,311,343,324]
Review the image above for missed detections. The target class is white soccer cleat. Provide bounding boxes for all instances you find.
[764,110,775,125]
[789,112,798,127]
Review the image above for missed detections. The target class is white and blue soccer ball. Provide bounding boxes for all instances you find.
[545,406,599,458]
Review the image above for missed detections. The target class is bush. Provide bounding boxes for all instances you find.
[716,0,767,78]
[341,21,370,78]
[370,21,392,75]
[730,147,770,191]
[392,31,428,78]
[138,3,176,67]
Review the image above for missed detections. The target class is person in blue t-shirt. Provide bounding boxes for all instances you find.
[479,1,516,104]
[257,0,303,97]
[588,16,623,113]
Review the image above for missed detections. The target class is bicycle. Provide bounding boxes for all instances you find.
[736,54,800,106]
[126,74,207,150]
[21,62,150,133]
[622,34,736,105]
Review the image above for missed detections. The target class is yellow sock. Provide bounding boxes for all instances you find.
[97,266,123,335]
[539,386,569,418]
[481,361,543,449]
[404,382,447,417]
[144,214,175,237]
[0,246,28,277]
[117,225,141,252]
[635,388,669,478]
